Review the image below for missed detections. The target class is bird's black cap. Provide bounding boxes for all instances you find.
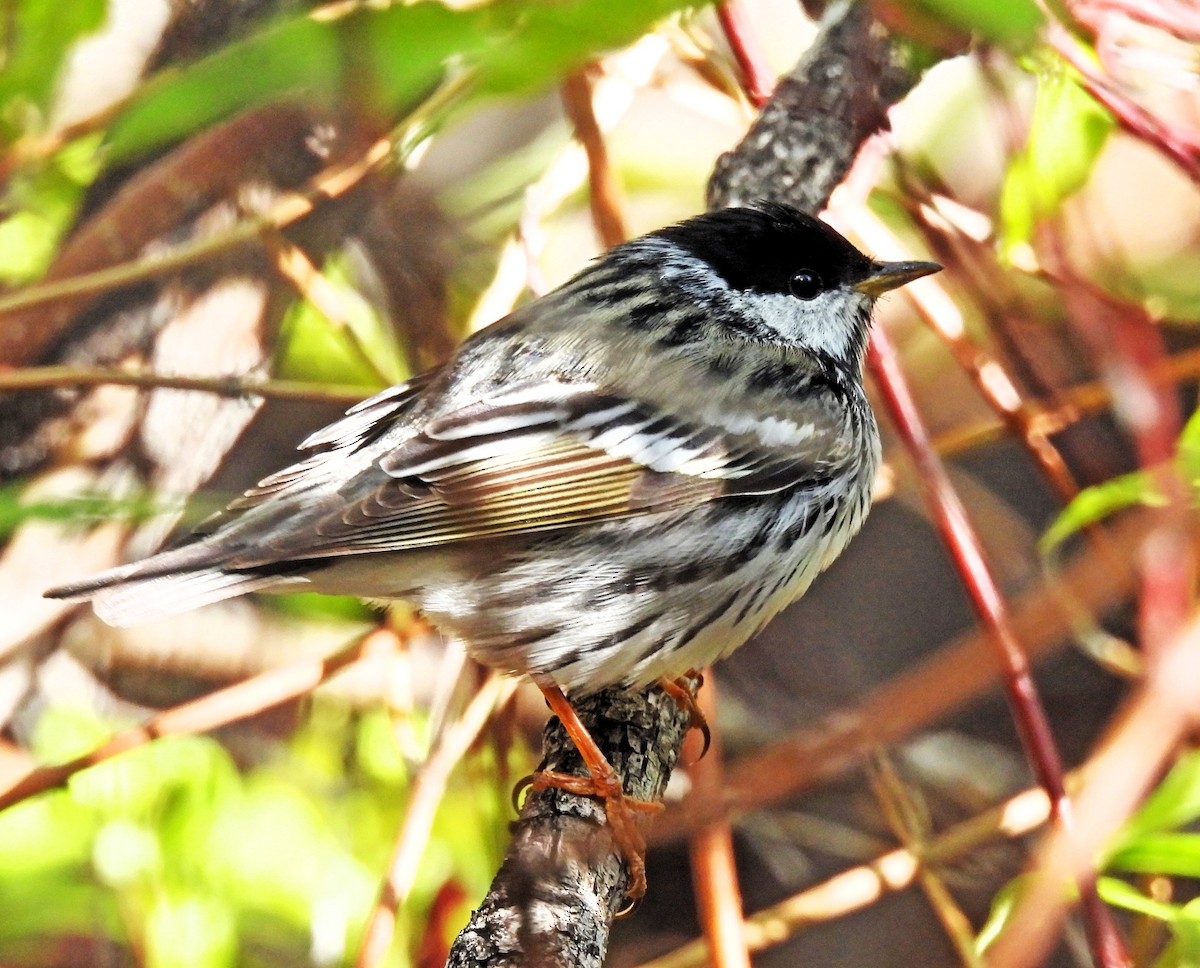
[649,203,874,296]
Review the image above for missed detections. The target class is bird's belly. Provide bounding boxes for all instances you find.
[358,485,872,695]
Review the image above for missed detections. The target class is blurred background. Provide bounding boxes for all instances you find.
[0,0,1198,966]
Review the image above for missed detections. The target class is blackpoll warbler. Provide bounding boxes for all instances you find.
[48,203,939,896]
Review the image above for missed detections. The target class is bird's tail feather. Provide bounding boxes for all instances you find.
[89,570,285,626]
[44,541,285,627]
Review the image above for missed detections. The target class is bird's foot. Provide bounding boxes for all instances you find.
[657,669,711,758]
[526,766,662,902]
[528,682,665,904]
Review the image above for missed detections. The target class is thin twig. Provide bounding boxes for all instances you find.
[716,0,777,107]
[0,364,372,403]
[637,784,1055,968]
[933,344,1200,458]
[987,607,1200,968]
[867,324,1131,967]
[0,628,388,813]
[355,674,519,968]
[687,670,751,968]
[867,753,986,968]
[561,69,629,249]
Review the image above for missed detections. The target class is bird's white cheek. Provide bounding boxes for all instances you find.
[756,292,864,360]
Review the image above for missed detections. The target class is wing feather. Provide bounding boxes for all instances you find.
[218,381,846,567]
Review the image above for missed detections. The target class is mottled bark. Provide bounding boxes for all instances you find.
[708,0,921,212]
[447,686,692,968]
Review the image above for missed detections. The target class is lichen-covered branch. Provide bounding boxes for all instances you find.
[447,686,692,968]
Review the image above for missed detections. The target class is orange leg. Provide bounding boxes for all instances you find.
[527,683,662,901]
[657,669,711,759]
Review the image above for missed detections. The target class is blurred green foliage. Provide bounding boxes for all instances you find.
[1000,68,1115,258]
[1042,405,1200,551]
[0,699,519,967]
[978,751,1200,966]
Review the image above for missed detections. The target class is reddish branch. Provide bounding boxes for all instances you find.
[686,671,751,968]
[0,629,387,812]
[716,0,777,108]
[866,325,1131,967]
[561,70,629,249]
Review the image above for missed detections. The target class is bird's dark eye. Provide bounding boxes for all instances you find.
[788,270,823,300]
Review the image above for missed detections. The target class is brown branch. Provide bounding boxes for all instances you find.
[637,784,1055,968]
[716,0,776,108]
[707,1,922,211]
[446,684,694,968]
[0,628,386,813]
[561,70,629,250]
[0,364,371,403]
[867,323,1131,968]
[687,671,750,968]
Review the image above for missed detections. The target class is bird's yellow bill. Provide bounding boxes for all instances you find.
[854,260,942,296]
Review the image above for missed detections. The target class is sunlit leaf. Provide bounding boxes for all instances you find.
[1039,469,1162,551]
[1000,70,1114,256]
[1170,898,1200,967]
[0,794,97,878]
[0,135,103,284]
[976,873,1038,953]
[1109,833,1200,878]
[1112,749,1200,847]
[104,4,471,165]
[473,0,696,96]
[145,893,237,968]
[902,0,1042,48]
[262,591,377,623]
[104,0,700,165]
[1096,876,1180,922]
[93,819,163,887]
[0,0,107,140]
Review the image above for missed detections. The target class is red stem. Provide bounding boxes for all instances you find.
[717,0,776,108]
[866,325,1131,968]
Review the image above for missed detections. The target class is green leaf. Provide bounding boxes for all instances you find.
[1113,749,1200,847]
[105,0,700,165]
[106,3,468,165]
[145,893,238,968]
[0,479,166,541]
[976,873,1037,953]
[1177,407,1200,479]
[909,0,1042,48]
[1168,897,1200,967]
[1040,469,1163,551]
[1000,70,1115,256]
[1096,876,1181,922]
[1109,833,1200,878]
[0,0,107,140]
[473,0,695,96]
[0,135,103,285]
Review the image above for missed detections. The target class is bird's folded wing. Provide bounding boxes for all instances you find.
[222,381,848,566]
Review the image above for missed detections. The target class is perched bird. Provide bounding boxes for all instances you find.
[48,202,938,896]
